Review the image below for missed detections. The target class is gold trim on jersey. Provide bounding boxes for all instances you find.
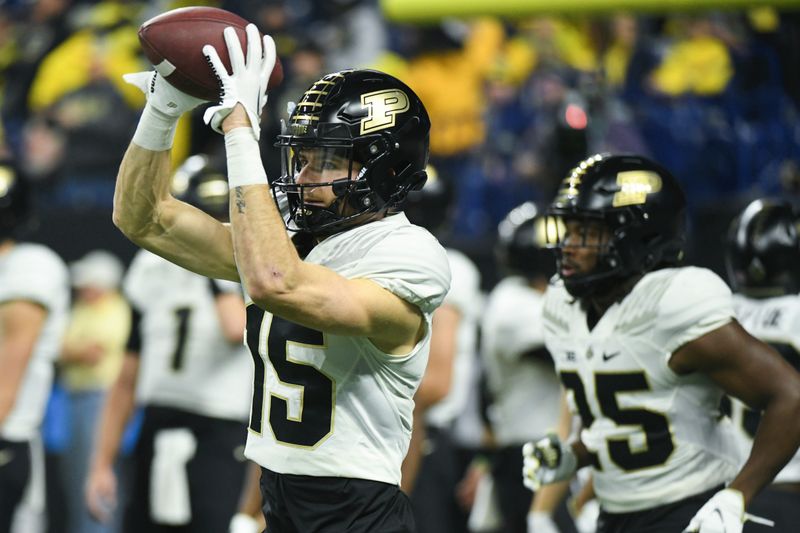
[267,338,337,450]
[247,311,337,450]
[594,370,676,472]
[248,312,272,438]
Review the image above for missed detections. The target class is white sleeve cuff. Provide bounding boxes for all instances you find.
[132,102,179,151]
[224,128,268,189]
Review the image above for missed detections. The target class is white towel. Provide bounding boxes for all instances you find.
[150,428,197,525]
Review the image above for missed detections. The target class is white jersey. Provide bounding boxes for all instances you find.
[425,248,482,429]
[244,213,451,486]
[543,267,742,513]
[731,293,800,484]
[123,250,251,422]
[482,276,561,445]
[0,243,69,440]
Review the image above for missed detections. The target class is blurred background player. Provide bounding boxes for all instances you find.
[725,198,800,533]
[0,158,70,533]
[402,168,484,533]
[523,153,800,533]
[480,202,570,533]
[59,249,130,533]
[85,154,252,533]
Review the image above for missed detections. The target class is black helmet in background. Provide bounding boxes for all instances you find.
[546,153,687,298]
[171,154,229,222]
[273,69,431,235]
[496,202,555,280]
[402,165,453,234]
[726,198,800,297]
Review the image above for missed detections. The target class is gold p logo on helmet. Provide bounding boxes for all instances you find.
[613,170,663,207]
[360,89,410,135]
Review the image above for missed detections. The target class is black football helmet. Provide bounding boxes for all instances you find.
[171,154,229,222]
[725,198,800,297]
[403,165,453,233]
[546,153,687,298]
[272,69,431,235]
[496,202,556,279]
[0,160,29,241]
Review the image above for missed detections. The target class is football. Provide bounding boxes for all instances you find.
[138,6,284,101]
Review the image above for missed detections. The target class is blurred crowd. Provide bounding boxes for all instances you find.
[2,1,800,532]
[2,2,800,258]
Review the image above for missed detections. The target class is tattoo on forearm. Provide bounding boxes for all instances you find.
[235,187,246,214]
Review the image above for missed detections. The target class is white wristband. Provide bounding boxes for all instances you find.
[527,511,558,533]
[224,128,268,189]
[132,102,179,151]
[229,513,260,533]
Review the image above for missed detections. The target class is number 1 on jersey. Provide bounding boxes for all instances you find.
[170,307,191,371]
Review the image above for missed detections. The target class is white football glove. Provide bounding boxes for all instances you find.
[202,24,276,139]
[682,489,745,533]
[522,434,578,491]
[123,70,206,118]
[527,511,560,533]
[229,512,260,533]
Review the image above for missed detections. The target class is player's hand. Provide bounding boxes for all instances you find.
[202,24,276,139]
[682,488,745,533]
[85,465,118,523]
[123,71,205,118]
[527,511,560,533]
[522,434,578,491]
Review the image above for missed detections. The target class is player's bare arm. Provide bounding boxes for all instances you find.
[112,64,239,281]
[223,135,424,354]
[114,141,238,282]
[207,25,425,354]
[670,320,800,505]
[86,353,139,522]
[0,300,47,424]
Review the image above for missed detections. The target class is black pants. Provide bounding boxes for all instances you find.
[260,468,416,533]
[409,426,473,533]
[0,440,31,533]
[744,484,800,533]
[122,406,247,533]
[597,485,723,533]
[491,444,578,533]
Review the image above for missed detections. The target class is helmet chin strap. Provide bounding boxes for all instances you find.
[560,247,630,300]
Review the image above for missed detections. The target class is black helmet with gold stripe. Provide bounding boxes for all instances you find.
[545,153,687,298]
[273,69,431,236]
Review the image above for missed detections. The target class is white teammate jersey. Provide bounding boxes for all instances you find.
[124,249,251,422]
[425,248,482,429]
[731,293,800,484]
[243,213,451,486]
[482,277,561,445]
[0,243,69,440]
[543,266,742,513]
